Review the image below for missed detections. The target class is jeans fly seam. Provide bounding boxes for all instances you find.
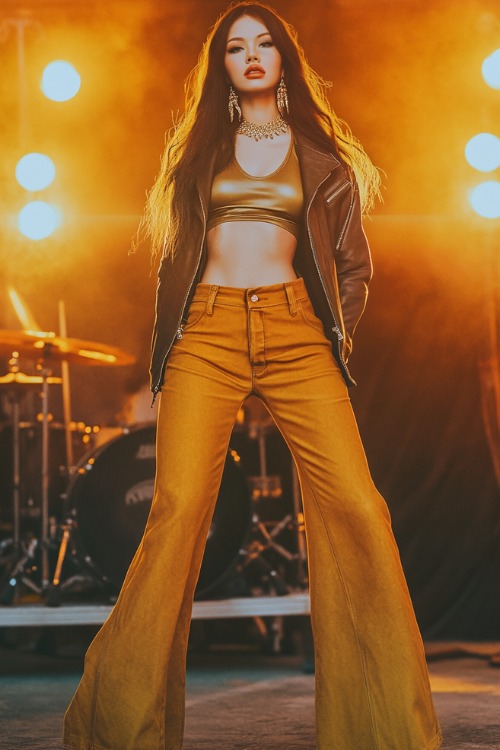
[259,309,266,371]
[247,306,254,390]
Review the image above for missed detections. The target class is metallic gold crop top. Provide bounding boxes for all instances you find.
[207,140,303,239]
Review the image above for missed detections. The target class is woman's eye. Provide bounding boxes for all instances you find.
[227,46,243,54]
[260,40,274,48]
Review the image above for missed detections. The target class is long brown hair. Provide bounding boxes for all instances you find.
[141,1,381,262]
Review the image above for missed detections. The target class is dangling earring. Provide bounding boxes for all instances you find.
[228,85,242,123]
[276,75,289,115]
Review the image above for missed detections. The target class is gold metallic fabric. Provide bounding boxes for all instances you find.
[207,141,303,239]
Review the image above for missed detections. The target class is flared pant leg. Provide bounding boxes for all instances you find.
[249,289,442,750]
[63,308,251,750]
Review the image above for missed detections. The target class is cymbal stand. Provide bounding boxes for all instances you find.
[237,421,294,596]
[38,356,51,591]
[46,300,78,607]
[58,300,74,473]
[0,354,42,603]
[1,355,55,601]
[0,357,23,604]
[8,356,22,554]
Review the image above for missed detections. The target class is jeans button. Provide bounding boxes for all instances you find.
[250,294,259,302]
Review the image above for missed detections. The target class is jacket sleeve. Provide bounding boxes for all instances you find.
[335,185,373,353]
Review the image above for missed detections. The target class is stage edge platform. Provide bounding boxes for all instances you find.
[0,592,311,628]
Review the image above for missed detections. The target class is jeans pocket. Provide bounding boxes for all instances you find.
[298,298,326,335]
[182,301,206,332]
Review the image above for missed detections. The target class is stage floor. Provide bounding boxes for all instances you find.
[0,634,499,749]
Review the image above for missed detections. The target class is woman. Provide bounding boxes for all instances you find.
[63,3,442,749]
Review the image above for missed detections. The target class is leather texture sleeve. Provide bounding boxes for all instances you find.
[335,185,373,349]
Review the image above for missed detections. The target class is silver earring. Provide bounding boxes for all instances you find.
[277,75,289,115]
[228,85,242,122]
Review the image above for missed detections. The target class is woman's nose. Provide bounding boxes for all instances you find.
[246,50,259,63]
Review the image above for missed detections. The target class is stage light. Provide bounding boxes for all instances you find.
[465,133,500,172]
[41,60,81,102]
[469,181,500,219]
[482,49,500,90]
[16,153,56,191]
[18,201,62,240]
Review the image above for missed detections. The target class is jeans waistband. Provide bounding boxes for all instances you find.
[191,277,309,315]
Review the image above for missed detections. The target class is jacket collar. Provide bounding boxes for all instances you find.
[196,129,343,214]
[293,131,343,205]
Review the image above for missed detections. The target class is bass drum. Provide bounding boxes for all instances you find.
[67,423,251,599]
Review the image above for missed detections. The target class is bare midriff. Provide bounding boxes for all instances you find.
[201,221,297,287]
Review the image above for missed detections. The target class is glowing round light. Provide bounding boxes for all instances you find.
[482,49,500,89]
[469,181,500,219]
[41,60,81,102]
[16,153,56,191]
[18,201,62,240]
[465,133,500,172]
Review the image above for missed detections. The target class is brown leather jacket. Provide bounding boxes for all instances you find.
[150,131,372,398]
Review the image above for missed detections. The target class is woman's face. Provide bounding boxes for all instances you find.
[225,15,282,96]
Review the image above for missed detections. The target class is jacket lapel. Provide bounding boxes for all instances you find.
[293,132,343,207]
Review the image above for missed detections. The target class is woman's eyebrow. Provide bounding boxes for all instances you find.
[227,32,271,43]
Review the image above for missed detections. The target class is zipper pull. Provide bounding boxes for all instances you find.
[176,326,184,340]
[332,325,344,341]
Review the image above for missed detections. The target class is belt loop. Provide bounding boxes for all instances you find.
[206,284,219,315]
[285,283,297,316]
[206,285,219,315]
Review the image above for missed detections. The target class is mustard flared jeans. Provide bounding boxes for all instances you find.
[63,278,442,750]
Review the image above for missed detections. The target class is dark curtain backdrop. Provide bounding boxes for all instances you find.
[349,219,500,639]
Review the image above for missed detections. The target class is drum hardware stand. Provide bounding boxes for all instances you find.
[235,420,295,596]
[238,419,309,594]
[45,487,109,606]
[44,515,105,606]
[37,355,54,593]
[0,354,48,603]
[45,518,72,607]
[7,355,22,557]
[0,347,69,604]
[45,301,75,607]
[0,320,137,606]
[57,300,75,475]
[43,302,109,606]
[45,301,116,606]
[0,536,41,605]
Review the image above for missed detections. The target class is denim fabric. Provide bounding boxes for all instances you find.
[63,278,442,750]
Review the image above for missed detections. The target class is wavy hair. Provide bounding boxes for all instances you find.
[140,1,381,262]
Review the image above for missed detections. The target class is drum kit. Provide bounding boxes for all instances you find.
[0,327,308,609]
[0,327,135,605]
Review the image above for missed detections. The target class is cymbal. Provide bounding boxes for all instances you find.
[0,330,136,366]
[0,372,62,390]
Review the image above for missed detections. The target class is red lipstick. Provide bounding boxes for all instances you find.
[244,64,265,77]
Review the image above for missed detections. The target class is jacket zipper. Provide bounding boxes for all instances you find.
[325,180,349,205]
[152,192,207,403]
[305,174,353,381]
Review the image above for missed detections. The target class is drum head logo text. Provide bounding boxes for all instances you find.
[125,479,155,506]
